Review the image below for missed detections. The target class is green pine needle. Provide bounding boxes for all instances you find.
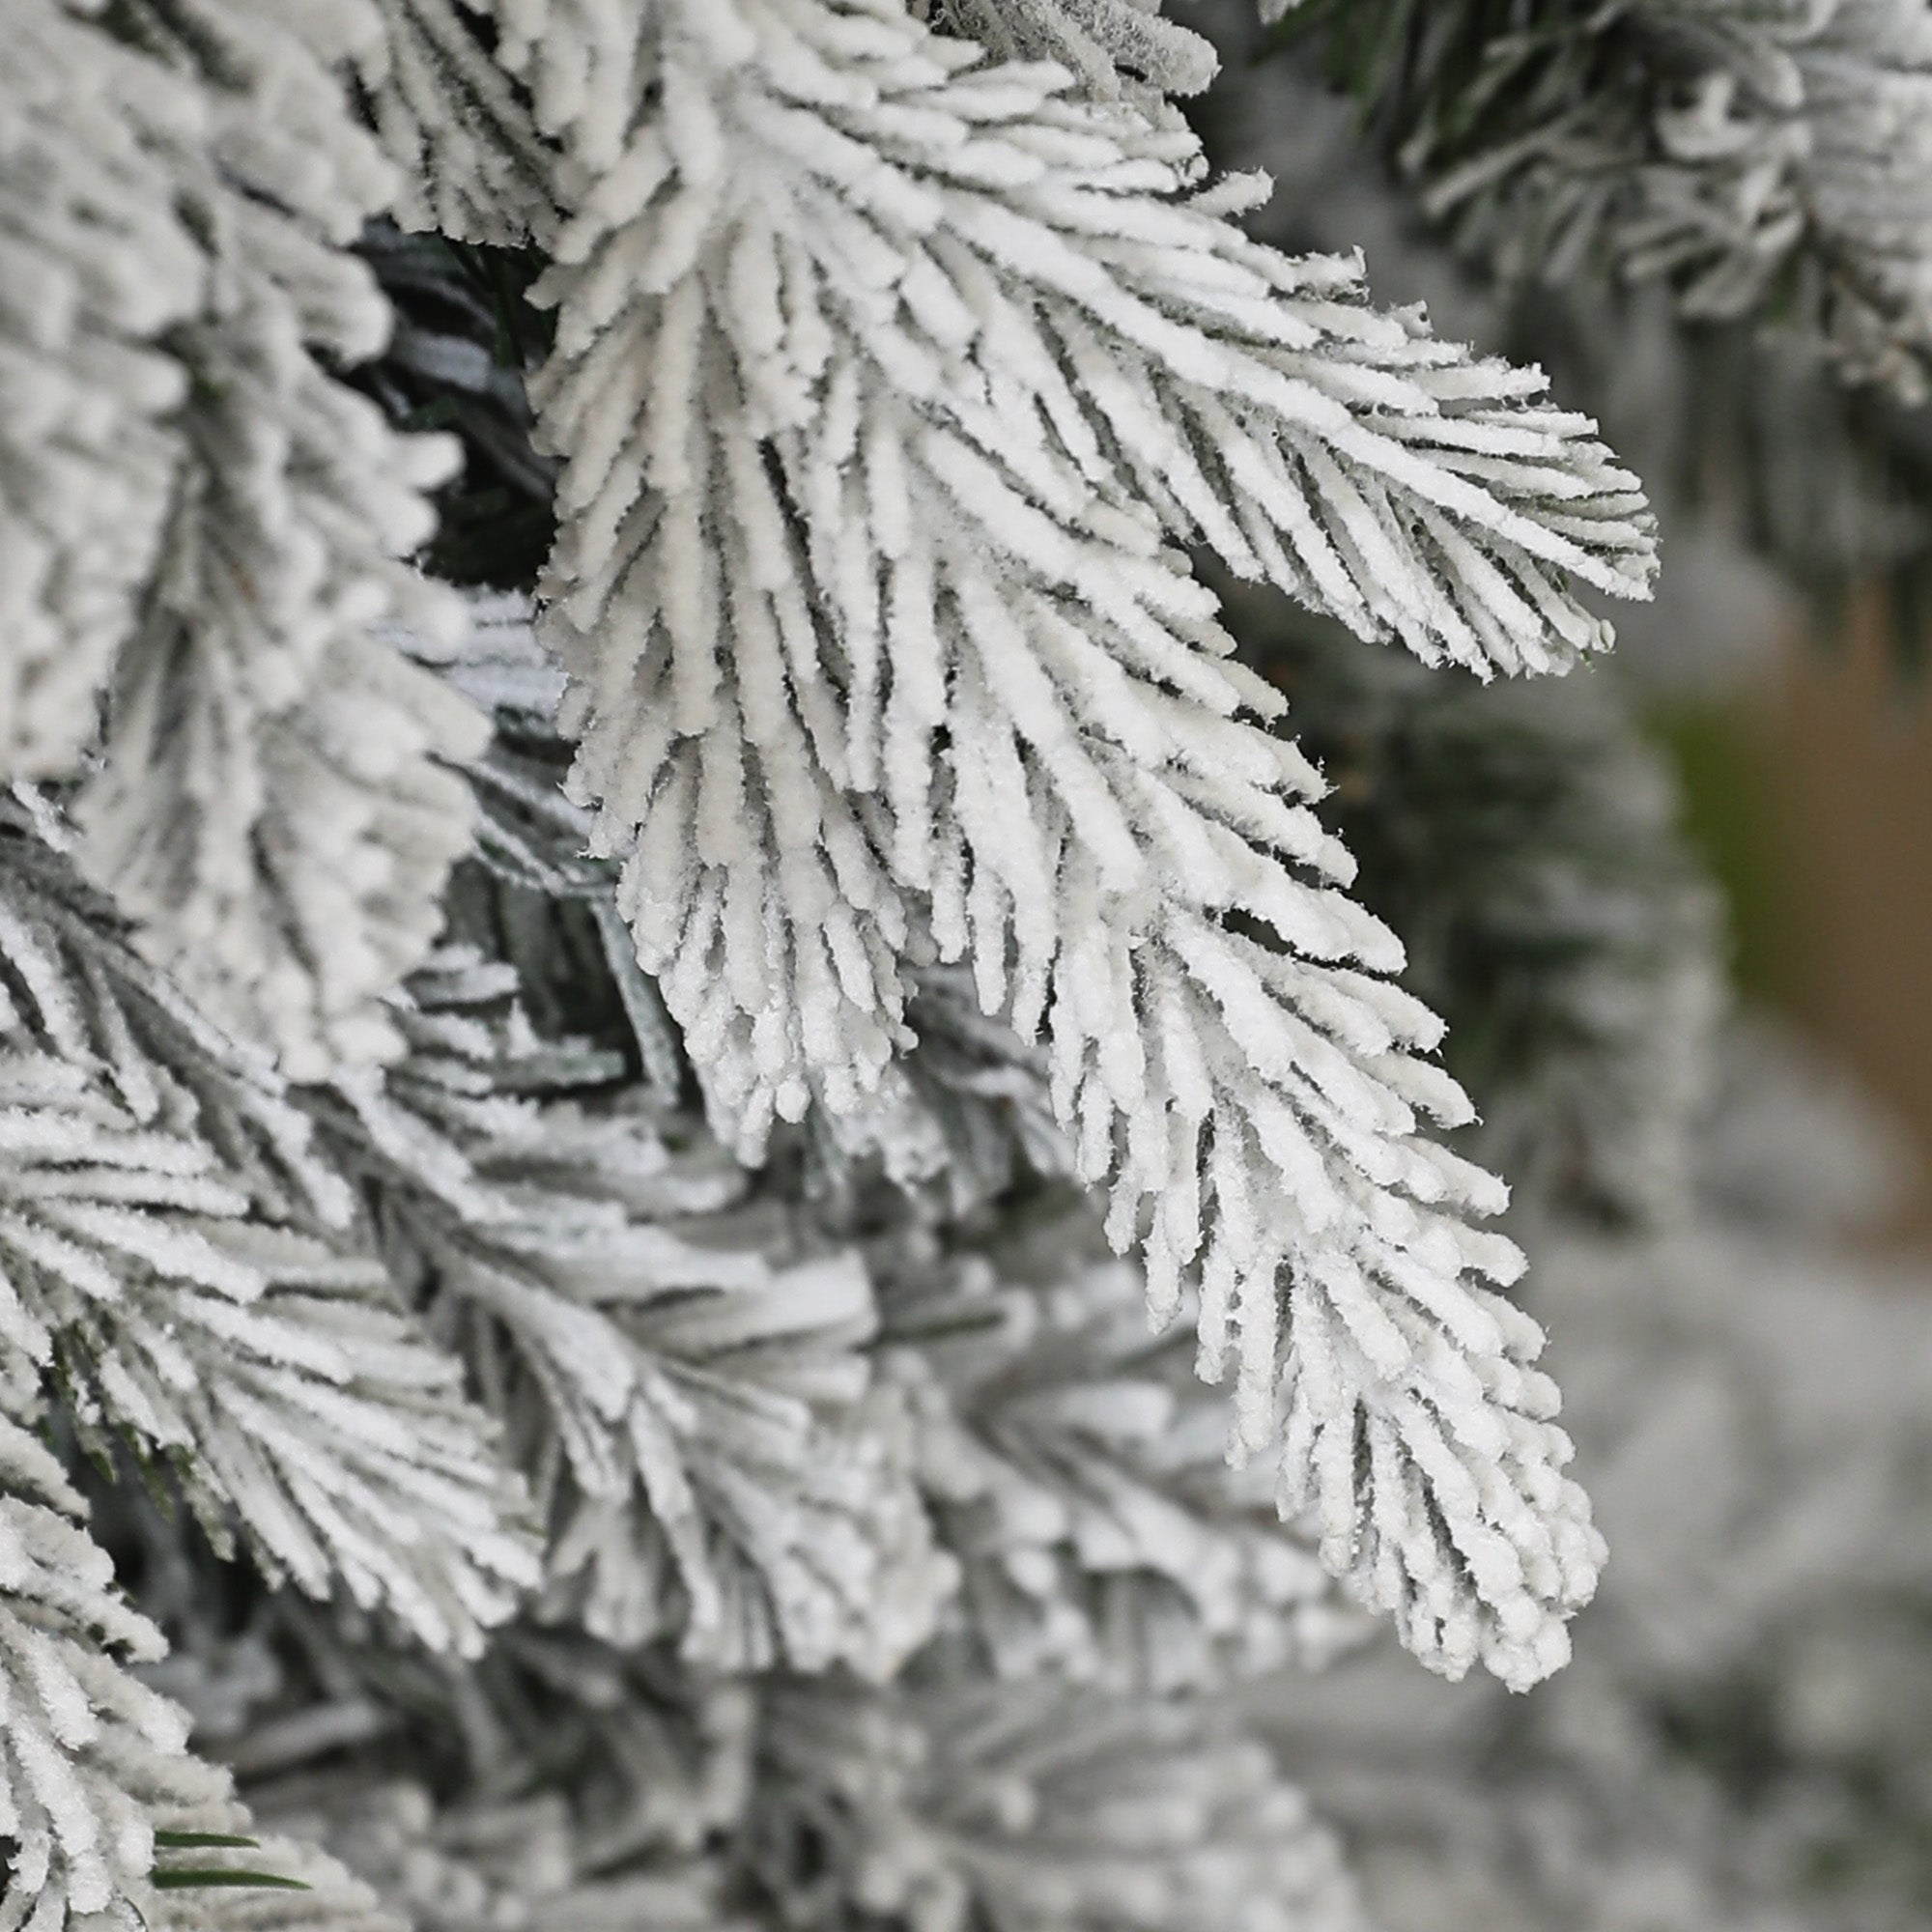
[152,1870,311,1892]
[152,1834,310,1891]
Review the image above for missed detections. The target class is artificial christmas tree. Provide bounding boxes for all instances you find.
[6,4,1929,1931]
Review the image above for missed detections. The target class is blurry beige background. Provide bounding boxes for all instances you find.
[1665,599,1932,1240]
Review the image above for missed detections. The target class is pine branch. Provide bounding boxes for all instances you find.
[878,1203,1368,1690]
[242,1777,725,1932]
[750,1659,1368,1932]
[3,0,490,1080]
[0,1379,374,1932]
[298,945,953,1678]
[208,1610,753,1865]
[0,1,210,779]
[113,1504,1371,1932]
[352,2,559,247]
[1288,0,1932,400]
[1190,18,1932,672]
[0,1397,229,1932]
[64,1,489,1081]
[473,0,1641,1685]
[0,800,540,1658]
[930,0,1221,112]
[135,1593,756,1928]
